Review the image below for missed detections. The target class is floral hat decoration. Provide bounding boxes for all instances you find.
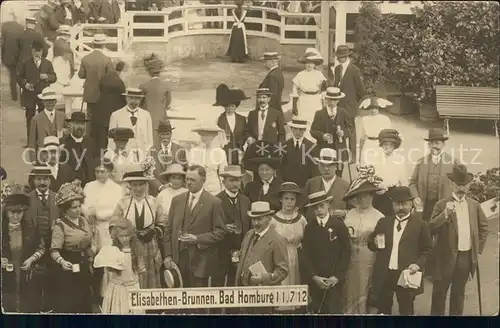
[55,180,84,206]
[343,165,384,201]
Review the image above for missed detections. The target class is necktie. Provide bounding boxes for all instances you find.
[130,111,137,126]
[295,141,300,151]
[319,220,324,227]
[49,112,54,122]
[39,194,47,207]
[35,60,40,68]
[262,182,269,195]
[252,233,260,246]
[188,195,196,211]
[227,194,237,205]
[260,110,266,120]
[396,217,409,232]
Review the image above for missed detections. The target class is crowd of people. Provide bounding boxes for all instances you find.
[0,2,491,316]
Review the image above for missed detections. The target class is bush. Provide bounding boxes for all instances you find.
[468,168,500,212]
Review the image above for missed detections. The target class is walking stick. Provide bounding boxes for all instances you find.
[476,262,483,315]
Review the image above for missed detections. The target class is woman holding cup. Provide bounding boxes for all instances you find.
[50,180,94,313]
[1,183,46,313]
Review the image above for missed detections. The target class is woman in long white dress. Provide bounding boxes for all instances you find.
[357,97,393,166]
[342,165,384,314]
[188,121,228,195]
[47,25,74,98]
[291,48,326,141]
[156,163,187,217]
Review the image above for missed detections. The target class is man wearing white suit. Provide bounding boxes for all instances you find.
[108,88,154,163]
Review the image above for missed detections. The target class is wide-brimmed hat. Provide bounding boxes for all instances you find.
[55,180,84,206]
[256,88,273,96]
[143,53,165,74]
[29,163,52,176]
[37,88,59,100]
[43,136,61,151]
[92,33,107,44]
[276,182,306,206]
[247,201,275,217]
[66,111,89,122]
[108,127,135,140]
[260,52,281,60]
[447,164,474,186]
[304,190,333,208]
[191,121,223,134]
[288,116,308,129]
[159,163,186,179]
[57,24,71,35]
[122,88,145,98]
[2,183,30,208]
[424,128,449,142]
[324,87,345,100]
[314,148,339,164]
[378,129,402,149]
[298,47,323,65]
[243,154,281,172]
[387,186,414,202]
[343,165,384,201]
[1,166,6,180]
[156,120,175,133]
[93,245,127,271]
[358,97,393,110]
[122,170,154,182]
[335,45,351,58]
[163,265,183,288]
[219,165,245,178]
[213,84,250,107]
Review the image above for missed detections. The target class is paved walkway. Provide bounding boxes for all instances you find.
[0,59,498,315]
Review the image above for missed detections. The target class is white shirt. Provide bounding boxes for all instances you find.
[292,136,304,148]
[388,213,411,270]
[161,142,172,154]
[47,164,59,179]
[262,176,274,195]
[71,135,83,143]
[258,106,269,140]
[188,188,204,210]
[36,189,49,199]
[340,59,350,81]
[45,109,55,123]
[431,151,443,165]
[226,113,236,132]
[453,193,471,251]
[375,153,409,188]
[317,214,329,227]
[255,224,271,240]
[225,189,239,203]
[326,106,337,118]
[64,6,73,20]
[322,176,336,193]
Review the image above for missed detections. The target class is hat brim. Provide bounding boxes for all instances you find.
[163,266,183,288]
[343,187,384,201]
[446,173,474,186]
[256,92,274,96]
[66,118,90,122]
[304,195,334,207]
[324,92,346,100]
[37,95,58,100]
[247,210,275,218]
[122,93,145,97]
[4,194,30,207]
[219,172,245,178]
[313,158,341,164]
[424,137,449,141]
[260,56,281,60]
[93,40,107,44]
[122,176,155,182]
[288,123,308,129]
[43,145,60,151]
[297,58,324,65]
[243,157,281,171]
[156,128,175,132]
[159,171,186,178]
[192,128,223,133]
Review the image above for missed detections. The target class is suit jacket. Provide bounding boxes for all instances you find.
[59,135,97,186]
[28,110,66,158]
[304,176,349,219]
[247,107,286,144]
[149,142,187,195]
[54,4,79,25]
[259,67,285,112]
[334,62,366,118]
[17,57,57,109]
[38,4,60,41]
[18,29,49,64]
[95,70,126,125]
[310,107,353,162]
[139,78,171,124]
[27,190,59,250]
[49,163,78,192]
[217,113,248,165]
[73,0,92,23]
[1,21,24,67]
[108,107,154,157]
[244,176,283,211]
[164,190,226,278]
[214,191,251,276]
[280,137,317,188]
[52,37,75,77]
[408,153,458,204]
[78,49,114,103]
[429,196,489,280]
[235,226,288,286]
[95,0,121,24]
[368,214,432,296]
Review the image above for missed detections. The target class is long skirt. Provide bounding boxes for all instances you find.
[102,278,144,314]
[297,93,323,142]
[138,237,163,289]
[52,249,93,313]
[226,25,248,62]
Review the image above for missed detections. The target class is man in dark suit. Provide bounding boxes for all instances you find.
[333,45,367,161]
[280,117,317,187]
[243,154,283,211]
[247,88,286,145]
[149,120,187,196]
[258,52,285,112]
[164,165,226,312]
[301,190,351,314]
[310,87,354,177]
[236,201,288,314]
[26,164,60,312]
[215,84,249,165]
[429,165,489,316]
[18,17,49,65]
[304,148,350,219]
[78,33,114,134]
[212,165,252,313]
[94,0,121,24]
[18,43,57,147]
[41,136,78,192]
[37,0,61,42]
[59,112,96,187]
[55,0,78,25]
[1,12,24,101]
[368,186,433,315]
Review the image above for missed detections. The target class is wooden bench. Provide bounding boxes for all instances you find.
[436,85,500,137]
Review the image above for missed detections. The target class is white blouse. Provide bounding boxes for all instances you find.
[359,114,392,139]
[373,153,409,189]
[291,69,326,97]
[82,179,123,220]
[157,186,187,219]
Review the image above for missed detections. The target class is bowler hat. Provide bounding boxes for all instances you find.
[335,45,351,58]
[387,186,414,202]
[447,164,474,186]
[247,201,275,217]
[66,111,89,122]
[108,127,135,140]
[156,120,175,133]
[424,128,449,142]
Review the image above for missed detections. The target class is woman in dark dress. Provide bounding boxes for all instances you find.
[1,183,47,313]
[50,180,94,313]
[226,1,249,63]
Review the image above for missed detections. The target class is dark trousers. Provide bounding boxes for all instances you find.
[431,250,472,316]
[349,117,357,162]
[6,65,18,101]
[423,198,438,277]
[178,249,209,314]
[94,124,109,154]
[308,283,343,314]
[377,269,416,315]
[87,102,98,138]
[211,258,238,314]
[25,107,37,142]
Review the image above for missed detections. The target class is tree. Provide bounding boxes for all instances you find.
[354,1,387,95]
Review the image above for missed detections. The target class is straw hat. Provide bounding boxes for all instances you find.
[256,88,273,96]
[219,165,245,178]
[304,190,333,208]
[314,148,339,165]
[43,136,61,151]
[37,88,59,100]
[122,170,154,182]
[159,163,186,179]
[358,97,393,110]
[247,201,275,217]
[288,116,308,129]
[108,128,135,141]
[163,265,183,288]
[191,121,223,134]
[343,165,384,201]
[92,34,107,44]
[29,163,52,176]
[324,87,345,100]
[260,52,281,60]
[57,24,71,35]
[122,88,145,98]
[298,47,323,65]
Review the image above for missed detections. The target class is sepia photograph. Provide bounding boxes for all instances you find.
[0,0,498,317]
